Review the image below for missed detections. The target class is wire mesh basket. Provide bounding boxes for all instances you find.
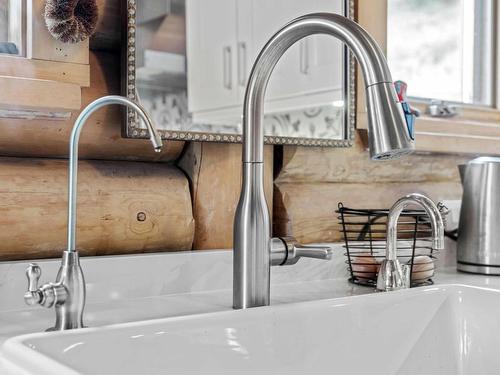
[336,202,448,288]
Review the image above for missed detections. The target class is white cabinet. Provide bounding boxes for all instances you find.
[187,0,345,124]
[186,0,239,113]
[249,0,343,101]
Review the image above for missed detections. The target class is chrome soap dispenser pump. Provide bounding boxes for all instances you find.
[24,96,163,331]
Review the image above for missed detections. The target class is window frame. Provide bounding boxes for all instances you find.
[2,0,26,57]
[356,0,500,156]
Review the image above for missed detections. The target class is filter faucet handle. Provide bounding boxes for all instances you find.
[26,263,41,292]
[24,263,42,305]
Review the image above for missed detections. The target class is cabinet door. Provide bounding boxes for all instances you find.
[186,0,239,113]
[249,0,344,106]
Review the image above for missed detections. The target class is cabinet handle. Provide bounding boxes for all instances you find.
[223,46,232,90]
[237,42,247,87]
[299,38,309,75]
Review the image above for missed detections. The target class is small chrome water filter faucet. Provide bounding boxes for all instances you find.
[376,193,444,292]
[24,96,162,330]
[233,13,415,309]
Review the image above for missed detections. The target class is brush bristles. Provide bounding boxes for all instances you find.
[45,0,98,44]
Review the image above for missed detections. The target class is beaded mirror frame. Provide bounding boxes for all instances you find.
[122,0,355,147]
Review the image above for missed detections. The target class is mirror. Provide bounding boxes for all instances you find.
[122,0,355,147]
[0,0,24,56]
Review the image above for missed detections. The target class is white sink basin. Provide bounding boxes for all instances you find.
[2,284,499,375]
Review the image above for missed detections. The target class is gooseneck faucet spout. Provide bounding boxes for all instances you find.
[377,193,444,292]
[67,96,163,252]
[233,13,415,309]
[24,95,163,330]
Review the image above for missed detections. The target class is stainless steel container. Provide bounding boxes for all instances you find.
[457,157,500,275]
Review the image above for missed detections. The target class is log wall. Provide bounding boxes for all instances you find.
[0,0,476,260]
[273,137,470,244]
[0,157,194,260]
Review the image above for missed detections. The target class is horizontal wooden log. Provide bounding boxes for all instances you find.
[0,51,184,161]
[273,181,462,244]
[0,157,194,260]
[179,142,273,250]
[276,137,470,184]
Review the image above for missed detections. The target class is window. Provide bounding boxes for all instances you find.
[387,0,494,107]
[0,0,25,56]
[357,0,500,156]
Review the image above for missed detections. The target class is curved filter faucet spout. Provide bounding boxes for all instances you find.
[68,95,163,252]
[233,13,415,309]
[377,193,445,292]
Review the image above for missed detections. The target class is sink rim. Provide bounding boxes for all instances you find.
[2,283,497,375]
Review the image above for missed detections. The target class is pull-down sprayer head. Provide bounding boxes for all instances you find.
[365,82,415,160]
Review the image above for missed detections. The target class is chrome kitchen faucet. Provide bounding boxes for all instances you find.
[233,13,416,309]
[24,96,163,330]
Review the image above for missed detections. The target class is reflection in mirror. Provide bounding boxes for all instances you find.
[0,0,24,56]
[387,0,494,106]
[123,0,355,146]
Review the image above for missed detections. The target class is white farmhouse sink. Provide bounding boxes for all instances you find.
[2,284,499,375]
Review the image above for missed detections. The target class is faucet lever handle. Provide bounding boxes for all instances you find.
[271,236,333,266]
[24,263,43,306]
[295,244,333,261]
[26,263,41,292]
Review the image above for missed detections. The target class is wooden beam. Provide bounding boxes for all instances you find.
[356,0,387,117]
[178,142,274,250]
[90,0,122,51]
[277,138,469,184]
[357,115,500,156]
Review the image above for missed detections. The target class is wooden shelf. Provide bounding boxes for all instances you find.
[0,76,81,112]
[0,55,90,87]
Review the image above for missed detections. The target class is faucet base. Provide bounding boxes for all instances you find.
[376,259,408,292]
[52,251,86,331]
[233,163,271,309]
